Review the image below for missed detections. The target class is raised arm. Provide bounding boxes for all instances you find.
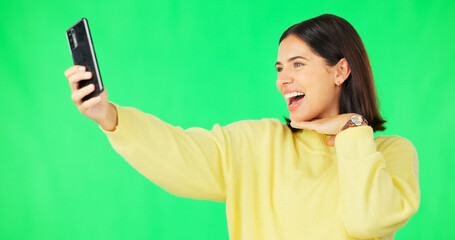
[100,103,232,202]
[65,65,231,201]
[335,126,420,238]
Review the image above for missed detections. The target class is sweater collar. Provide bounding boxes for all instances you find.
[295,129,336,153]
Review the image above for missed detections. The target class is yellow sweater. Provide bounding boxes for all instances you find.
[101,103,420,240]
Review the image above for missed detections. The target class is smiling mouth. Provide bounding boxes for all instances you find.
[285,92,305,106]
[288,94,305,107]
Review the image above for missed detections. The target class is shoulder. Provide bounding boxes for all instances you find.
[220,118,289,137]
[374,135,416,153]
[375,134,419,179]
[224,118,285,128]
[374,135,418,172]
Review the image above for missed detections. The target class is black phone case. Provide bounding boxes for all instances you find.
[66,18,104,102]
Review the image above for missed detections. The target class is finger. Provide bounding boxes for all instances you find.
[68,71,92,92]
[71,84,95,105]
[64,65,85,78]
[327,135,336,146]
[290,120,317,130]
[79,95,101,113]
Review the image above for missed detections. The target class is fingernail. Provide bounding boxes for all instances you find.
[85,72,91,77]
[79,66,85,71]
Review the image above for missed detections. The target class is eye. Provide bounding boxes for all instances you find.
[294,62,304,68]
[276,67,283,72]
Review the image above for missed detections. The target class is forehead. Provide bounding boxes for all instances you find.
[277,35,315,60]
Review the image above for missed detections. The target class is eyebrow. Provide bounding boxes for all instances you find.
[275,56,308,66]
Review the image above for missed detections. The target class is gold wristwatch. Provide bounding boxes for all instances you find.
[342,114,368,131]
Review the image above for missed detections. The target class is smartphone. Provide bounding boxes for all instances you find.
[66,18,104,102]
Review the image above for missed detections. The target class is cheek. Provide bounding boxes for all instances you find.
[309,86,338,114]
[306,81,336,108]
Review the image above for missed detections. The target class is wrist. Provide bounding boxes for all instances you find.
[97,102,118,131]
[341,114,368,132]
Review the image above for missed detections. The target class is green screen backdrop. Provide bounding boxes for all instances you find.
[1,0,454,239]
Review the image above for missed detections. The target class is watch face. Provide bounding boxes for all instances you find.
[351,115,363,125]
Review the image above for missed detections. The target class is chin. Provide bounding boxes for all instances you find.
[289,111,316,122]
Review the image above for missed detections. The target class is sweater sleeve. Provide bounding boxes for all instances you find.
[334,126,420,239]
[99,103,232,202]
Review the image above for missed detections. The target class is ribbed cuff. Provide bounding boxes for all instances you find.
[335,125,376,160]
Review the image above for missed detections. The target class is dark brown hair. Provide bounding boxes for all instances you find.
[280,14,386,132]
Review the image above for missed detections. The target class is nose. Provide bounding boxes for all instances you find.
[276,69,293,88]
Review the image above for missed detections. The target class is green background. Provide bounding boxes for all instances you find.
[1,0,454,239]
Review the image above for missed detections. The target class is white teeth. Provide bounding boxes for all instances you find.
[284,92,305,99]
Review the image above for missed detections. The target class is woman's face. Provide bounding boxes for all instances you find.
[276,34,342,122]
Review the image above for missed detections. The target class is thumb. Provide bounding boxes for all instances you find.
[327,135,336,146]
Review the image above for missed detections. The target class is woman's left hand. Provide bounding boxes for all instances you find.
[290,113,354,146]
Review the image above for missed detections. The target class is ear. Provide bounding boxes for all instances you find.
[335,58,351,85]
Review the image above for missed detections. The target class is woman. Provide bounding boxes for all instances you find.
[64,14,420,239]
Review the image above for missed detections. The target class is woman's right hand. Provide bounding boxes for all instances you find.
[64,65,118,131]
